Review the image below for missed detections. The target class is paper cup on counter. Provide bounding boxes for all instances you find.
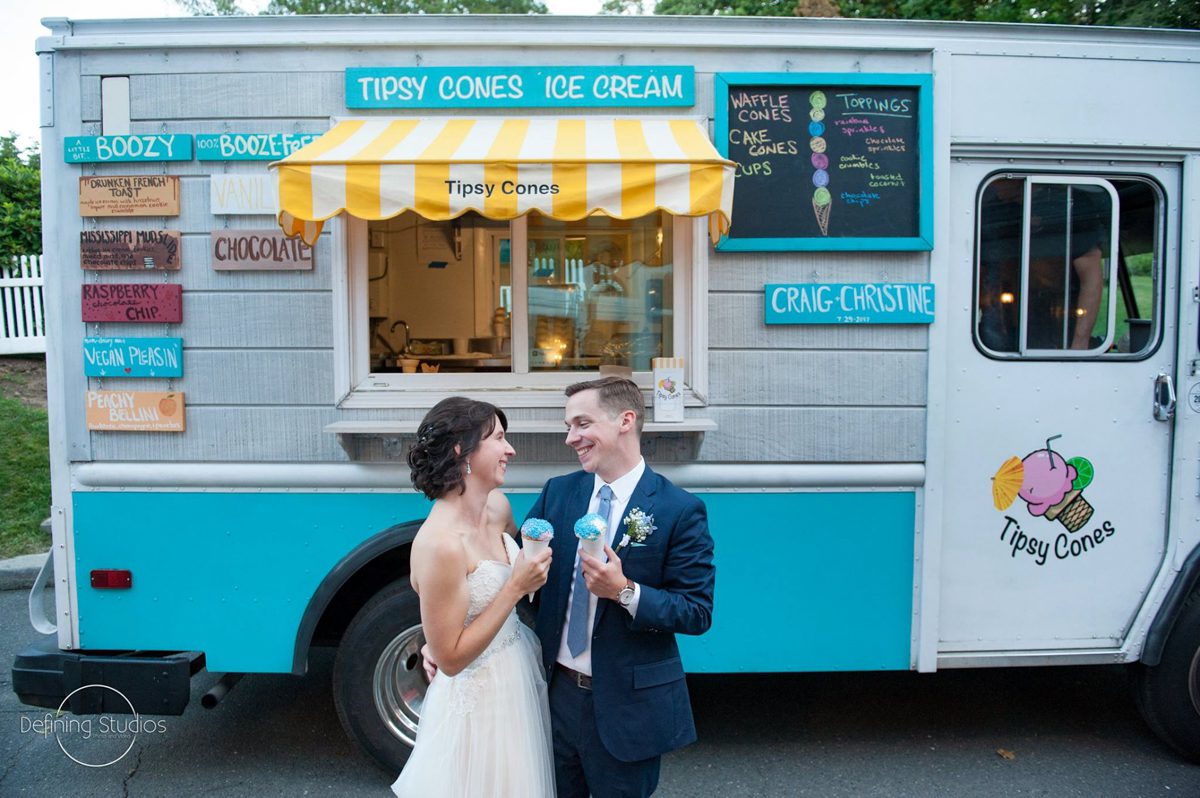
[652,357,685,422]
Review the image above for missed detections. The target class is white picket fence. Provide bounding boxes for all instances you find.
[0,255,46,355]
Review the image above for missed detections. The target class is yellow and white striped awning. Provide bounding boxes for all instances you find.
[272,117,735,244]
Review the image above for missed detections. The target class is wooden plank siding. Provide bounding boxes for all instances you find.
[66,40,932,465]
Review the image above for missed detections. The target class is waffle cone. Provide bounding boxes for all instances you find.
[813,200,831,236]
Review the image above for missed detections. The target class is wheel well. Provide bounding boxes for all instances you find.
[291,520,422,674]
[1143,541,1200,667]
[312,543,414,648]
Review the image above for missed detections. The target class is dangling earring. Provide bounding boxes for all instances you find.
[465,461,472,475]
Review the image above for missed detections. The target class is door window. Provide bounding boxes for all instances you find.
[975,174,1162,359]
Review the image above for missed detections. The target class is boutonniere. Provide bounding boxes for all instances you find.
[616,508,656,552]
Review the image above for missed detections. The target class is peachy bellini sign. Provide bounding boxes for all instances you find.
[345,66,695,109]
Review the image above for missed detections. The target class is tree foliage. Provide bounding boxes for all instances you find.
[838,0,1199,26]
[0,136,41,261]
[648,0,1198,26]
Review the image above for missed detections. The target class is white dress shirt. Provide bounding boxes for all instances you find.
[556,457,645,676]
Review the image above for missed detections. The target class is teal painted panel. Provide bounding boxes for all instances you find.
[677,491,915,672]
[346,66,694,109]
[71,490,911,674]
[64,135,194,164]
[195,132,321,161]
[764,283,935,325]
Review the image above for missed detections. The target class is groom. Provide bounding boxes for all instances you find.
[526,376,716,798]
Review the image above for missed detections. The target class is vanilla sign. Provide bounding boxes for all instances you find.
[80,230,182,270]
[86,391,185,432]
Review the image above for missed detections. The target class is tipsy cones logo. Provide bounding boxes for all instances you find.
[991,435,1116,566]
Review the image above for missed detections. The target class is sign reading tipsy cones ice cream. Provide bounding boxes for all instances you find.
[85,391,185,432]
[991,435,1115,567]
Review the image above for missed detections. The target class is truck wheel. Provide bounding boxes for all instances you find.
[333,579,427,773]
[1132,590,1200,762]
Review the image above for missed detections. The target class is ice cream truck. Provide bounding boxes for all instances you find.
[12,12,1200,771]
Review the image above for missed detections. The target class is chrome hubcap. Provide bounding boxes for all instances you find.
[373,624,427,746]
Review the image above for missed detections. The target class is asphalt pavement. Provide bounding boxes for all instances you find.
[2,576,1199,797]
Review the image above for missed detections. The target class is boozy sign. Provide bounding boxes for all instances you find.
[346,66,694,108]
[765,283,935,325]
[65,135,193,164]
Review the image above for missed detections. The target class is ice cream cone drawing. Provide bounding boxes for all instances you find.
[808,90,831,236]
[992,435,1096,533]
[812,188,832,236]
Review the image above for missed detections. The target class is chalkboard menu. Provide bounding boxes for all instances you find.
[715,73,933,251]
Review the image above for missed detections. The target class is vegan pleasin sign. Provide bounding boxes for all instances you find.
[85,391,185,432]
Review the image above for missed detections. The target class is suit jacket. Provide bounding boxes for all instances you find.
[525,464,715,762]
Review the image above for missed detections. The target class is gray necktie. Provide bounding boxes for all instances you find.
[567,484,613,657]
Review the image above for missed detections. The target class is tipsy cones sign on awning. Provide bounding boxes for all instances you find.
[85,391,186,432]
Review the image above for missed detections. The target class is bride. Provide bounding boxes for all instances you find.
[392,397,556,798]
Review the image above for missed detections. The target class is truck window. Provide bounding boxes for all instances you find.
[975,174,1162,359]
[364,210,676,376]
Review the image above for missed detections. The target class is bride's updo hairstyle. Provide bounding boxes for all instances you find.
[408,397,508,500]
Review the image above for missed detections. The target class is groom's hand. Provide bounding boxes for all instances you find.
[580,543,626,601]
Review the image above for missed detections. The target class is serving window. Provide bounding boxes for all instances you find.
[344,211,699,406]
[974,173,1163,359]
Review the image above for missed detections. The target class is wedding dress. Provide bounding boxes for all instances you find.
[391,533,556,797]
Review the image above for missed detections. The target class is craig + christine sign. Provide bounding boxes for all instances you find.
[765,282,935,325]
[346,66,694,109]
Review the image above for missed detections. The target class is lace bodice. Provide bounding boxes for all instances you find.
[448,534,523,715]
[465,533,520,622]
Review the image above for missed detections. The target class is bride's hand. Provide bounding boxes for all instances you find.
[507,547,552,598]
[420,642,438,682]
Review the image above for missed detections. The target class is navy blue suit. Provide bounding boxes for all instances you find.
[525,465,715,794]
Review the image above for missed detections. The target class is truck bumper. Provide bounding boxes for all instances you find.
[11,633,205,715]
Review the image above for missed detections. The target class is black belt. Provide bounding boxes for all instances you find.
[556,664,592,690]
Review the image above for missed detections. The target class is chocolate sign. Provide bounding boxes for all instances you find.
[79,175,181,217]
[211,230,313,270]
[80,230,182,270]
[82,284,182,323]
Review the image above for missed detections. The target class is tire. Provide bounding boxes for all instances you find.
[333,579,428,773]
[1132,589,1200,762]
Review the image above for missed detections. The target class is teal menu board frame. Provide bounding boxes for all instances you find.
[714,73,933,252]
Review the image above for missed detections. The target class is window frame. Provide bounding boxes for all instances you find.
[333,213,709,409]
[972,171,1164,362]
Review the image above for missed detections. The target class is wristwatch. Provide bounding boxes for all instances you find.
[618,580,636,607]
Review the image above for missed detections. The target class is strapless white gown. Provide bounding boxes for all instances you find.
[391,534,555,797]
